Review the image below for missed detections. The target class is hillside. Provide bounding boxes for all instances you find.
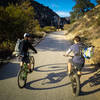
[31,0,60,27]
[0,0,69,27]
[0,0,59,27]
[64,5,100,66]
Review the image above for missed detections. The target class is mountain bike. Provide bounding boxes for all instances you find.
[64,55,82,96]
[17,52,35,88]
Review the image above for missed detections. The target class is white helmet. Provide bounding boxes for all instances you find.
[24,33,30,37]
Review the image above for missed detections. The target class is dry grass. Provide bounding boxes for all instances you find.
[64,5,100,66]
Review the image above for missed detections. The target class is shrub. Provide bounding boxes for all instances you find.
[92,49,100,65]
[64,24,71,30]
[0,40,15,59]
[0,1,41,58]
[43,26,56,33]
[0,1,40,42]
[67,22,80,33]
[97,15,100,25]
[0,40,15,50]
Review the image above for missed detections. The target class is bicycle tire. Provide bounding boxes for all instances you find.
[29,56,35,71]
[71,73,80,96]
[17,68,27,88]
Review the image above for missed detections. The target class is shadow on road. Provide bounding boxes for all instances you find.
[42,71,67,84]
[34,63,67,72]
[37,36,71,52]
[81,64,98,76]
[25,72,71,90]
[25,63,99,91]
[80,69,100,96]
[0,62,19,80]
[25,63,71,90]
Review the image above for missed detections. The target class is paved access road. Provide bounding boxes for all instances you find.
[0,31,100,100]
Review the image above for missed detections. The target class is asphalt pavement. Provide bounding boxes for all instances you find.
[0,31,100,100]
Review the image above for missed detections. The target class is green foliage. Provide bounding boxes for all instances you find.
[0,1,36,41]
[0,1,41,55]
[0,40,15,50]
[34,23,42,32]
[64,24,71,30]
[70,11,77,23]
[43,26,56,33]
[96,0,100,4]
[70,0,95,22]
[97,15,100,25]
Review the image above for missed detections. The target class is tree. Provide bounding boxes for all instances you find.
[72,0,95,19]
[0,1,40,43]
[0,0,27,6]
[96,0,100,4]
[70,11,78,23]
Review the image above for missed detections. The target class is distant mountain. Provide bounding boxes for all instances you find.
[0,0,65,28]
[30,0,60,27]
[60,17,70,25]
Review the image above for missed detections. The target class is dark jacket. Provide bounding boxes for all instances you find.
[21,39,37,55]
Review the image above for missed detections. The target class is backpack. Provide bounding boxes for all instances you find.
[82,46,94,59]
[14,39,23,56]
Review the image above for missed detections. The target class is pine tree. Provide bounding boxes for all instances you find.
[72,0,95,19]
[96,0,100,4]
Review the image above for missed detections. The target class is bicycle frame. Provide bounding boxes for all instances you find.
[69,65,80,96]
[63,55,80,96]
[17,52,35,88]
[17,62,29,88]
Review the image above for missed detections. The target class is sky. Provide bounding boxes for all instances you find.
[34,0,97,17]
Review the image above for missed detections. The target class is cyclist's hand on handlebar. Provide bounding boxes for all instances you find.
[63,54,73,57]
[35,51,38,54]
[63,54,67,57]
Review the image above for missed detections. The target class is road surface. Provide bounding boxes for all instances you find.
[0,31,100,100]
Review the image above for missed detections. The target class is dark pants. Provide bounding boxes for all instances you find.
[21,55,30,64]
[68,58,85,71]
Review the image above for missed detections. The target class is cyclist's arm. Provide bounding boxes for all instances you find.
[64,48,72,56]
[28,42,37,53]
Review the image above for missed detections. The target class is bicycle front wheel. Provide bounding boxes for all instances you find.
[29,56,35,71]
[71,73,80,96]
[17,68,27,88]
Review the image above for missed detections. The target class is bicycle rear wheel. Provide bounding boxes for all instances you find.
[17,68,27,88]
[29,56,35,71]
[71,73,80,96]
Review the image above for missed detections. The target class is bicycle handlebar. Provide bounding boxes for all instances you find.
[63,55,73,57]
[12,51,37,57]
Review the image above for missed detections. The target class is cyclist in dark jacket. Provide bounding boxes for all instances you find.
[20,33,37,72]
